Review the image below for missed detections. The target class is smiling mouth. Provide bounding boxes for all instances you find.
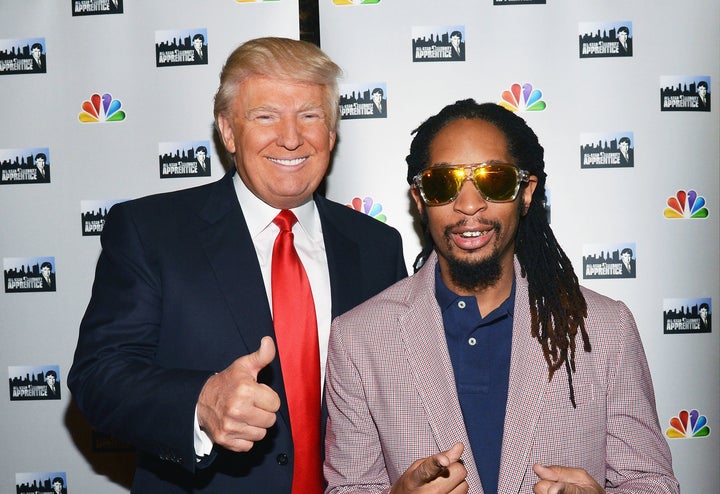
[268,157,307,166]
[459,230,489,238]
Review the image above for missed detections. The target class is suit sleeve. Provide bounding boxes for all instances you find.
[67,203,213,473]
[604,302,680,493]
[324,318,392,494]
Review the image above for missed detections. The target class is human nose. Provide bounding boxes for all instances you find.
[276,116,303,150]
[453,178,487,215]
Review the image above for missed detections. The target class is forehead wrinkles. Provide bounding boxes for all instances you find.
[246,100,325,114]
[241,90,327,121]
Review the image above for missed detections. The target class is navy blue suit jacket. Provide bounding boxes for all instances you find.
[68,169,407,493]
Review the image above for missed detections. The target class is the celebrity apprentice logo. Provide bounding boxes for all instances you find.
[660,76,711,112]
[412,26,466,62]
[0,38,47,75]
[339,83,388,120]
[582,243,637,279]
[579,22,633,58]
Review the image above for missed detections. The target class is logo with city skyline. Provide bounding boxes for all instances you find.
[347,196,387,223]
[339,83,387,120]
[582,243,636,279]
[4,257,57,293]
[81,199,127,236]
[578,21,633,58]
[0,147,51,184]
[580,132,634,169]
[155,28,208,67]
[663,190,708,219]
[499,83,546,112]
[72,0,123,15]
[660,76,711,112]
[78,93,126,123]
[159,141,212,178]
[0,37,47,75]
[16,472,67,493]
[412,26,465,62]
[663,298,711,335]
[8,365,61,401]
[666,409,711,438]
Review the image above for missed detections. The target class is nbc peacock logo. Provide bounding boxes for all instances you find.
[663,190,709,219]
[499,83,546,112]
[666,409,710,438]
[78,93,126,123]
[347,196,387,223]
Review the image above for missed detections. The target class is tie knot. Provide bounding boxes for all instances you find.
[273,209,298,232]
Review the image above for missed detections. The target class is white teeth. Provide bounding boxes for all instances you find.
[269,157,306,166]
[460,231,486,238]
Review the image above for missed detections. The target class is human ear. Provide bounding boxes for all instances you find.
[521,176,538,216]
[217,114,237,154]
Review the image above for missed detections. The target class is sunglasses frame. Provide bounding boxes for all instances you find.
[412,162,530,206]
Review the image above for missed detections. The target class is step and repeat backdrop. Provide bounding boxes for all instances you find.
[0,1,300,493]
[1,0,718,492]
[318,1,718,493]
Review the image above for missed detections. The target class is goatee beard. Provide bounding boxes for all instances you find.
[440,219,505,291]
[446,252,503,292]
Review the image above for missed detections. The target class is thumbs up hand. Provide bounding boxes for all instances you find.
[197,336,281,452]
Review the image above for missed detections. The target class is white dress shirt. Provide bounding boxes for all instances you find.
[195,173,332,457]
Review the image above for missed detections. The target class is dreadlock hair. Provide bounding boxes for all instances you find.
[406,99,591,407]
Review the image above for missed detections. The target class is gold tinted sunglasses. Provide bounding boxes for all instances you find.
[413,162,530,206]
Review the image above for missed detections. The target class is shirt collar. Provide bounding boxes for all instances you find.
[434,262,516,319]
[232,172,320,240]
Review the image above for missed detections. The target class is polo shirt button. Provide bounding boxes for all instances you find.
[468,337,477,346]
[458,301,466,309]
[276,453,289,465]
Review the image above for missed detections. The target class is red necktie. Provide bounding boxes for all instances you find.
[271,210,323,493]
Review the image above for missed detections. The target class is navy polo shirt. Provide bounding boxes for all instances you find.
[435,265,514,494]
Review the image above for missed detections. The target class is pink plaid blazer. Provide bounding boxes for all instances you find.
[324,253,679,494]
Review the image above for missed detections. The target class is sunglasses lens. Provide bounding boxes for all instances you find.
[474,164,519,201]
[420,168,464,205]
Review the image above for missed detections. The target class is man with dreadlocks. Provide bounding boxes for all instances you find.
[323,100,679,494]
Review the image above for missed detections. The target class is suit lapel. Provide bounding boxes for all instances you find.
[398,255,484,492]
[195,171,290,425]
[315,195,362,319]
[497,263,550,494]
[196,171,274,350]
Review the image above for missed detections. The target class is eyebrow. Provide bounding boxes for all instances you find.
[247,102,325,114]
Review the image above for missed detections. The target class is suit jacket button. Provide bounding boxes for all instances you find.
[276,453,289,465]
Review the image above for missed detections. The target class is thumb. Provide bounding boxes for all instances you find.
[413,442,464,485]
[445,442,464,463]
[533,463,562,481]
[242,336,276,377]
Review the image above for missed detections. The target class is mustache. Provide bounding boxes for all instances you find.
[443,218,501,237]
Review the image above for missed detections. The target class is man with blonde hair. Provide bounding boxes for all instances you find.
[69,37,406,493]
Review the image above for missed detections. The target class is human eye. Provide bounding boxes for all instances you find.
[247,109,279,124]
[300,110,323,121]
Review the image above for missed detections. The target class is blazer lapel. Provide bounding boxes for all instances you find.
[196,171,274,351]
[195,171,290,425]
[398,254,484,493]
[497,261,550,494]
[315,195,363,319]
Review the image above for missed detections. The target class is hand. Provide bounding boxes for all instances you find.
[390,442,468,494]
[197,336,281,452]
[533,464,605,494]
